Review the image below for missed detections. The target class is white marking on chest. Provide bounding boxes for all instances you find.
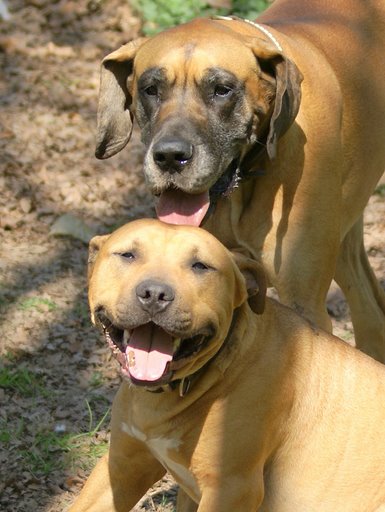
[121,422,200,501]
[121,422,147,442]
[147,436,201,502]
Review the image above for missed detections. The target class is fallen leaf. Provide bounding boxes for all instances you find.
[50,214,96,243]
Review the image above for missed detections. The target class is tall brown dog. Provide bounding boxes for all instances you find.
[70,219,385,512]
[94,0,385,361]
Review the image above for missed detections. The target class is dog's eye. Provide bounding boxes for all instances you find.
[214,85,233,97]
[120,252,135,260]
[144,85,158,97]
[192,261,210,272]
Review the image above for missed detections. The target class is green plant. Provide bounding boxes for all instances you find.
[22,430,74,475]
[159,494,176,508]
[374,183,385,197]
[65,400,110,472]
[1,400,110,476]
[76,301,90,322]
[2,351,17,362]
[19,296,57,312]
[131,0,270,35]
[89,371,105,388]
[130,0,219,34]
[0,423,11,443]
[0,367,47,397]
[0,417,24,444]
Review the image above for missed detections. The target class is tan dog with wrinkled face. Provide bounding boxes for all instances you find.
[70,219,385,512]
[94,0,385,361]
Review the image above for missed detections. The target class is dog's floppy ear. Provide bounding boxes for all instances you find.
[88,234,110,280]
[250,39,303,160]
[232,251,267,315]
[95,37,148,160]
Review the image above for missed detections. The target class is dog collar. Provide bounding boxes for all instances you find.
[146,375,192,397]
[205,157,265,223]
[212,15,283,52]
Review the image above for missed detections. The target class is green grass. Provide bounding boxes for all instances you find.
[1,350,17,362]
[19,296,57,312]
[63,401,110,473]
[22,430,75,475]
[374,183,385,197]
[339,331,354,342]
[232,0,271,19]
[158,495,176,508]
[1,397,110,476]
[131,0,270,35]
[89,370,105,388]
[0,421,12,443]
[21,416,110,476]
[1,365,110,475]
[0,367,48,397]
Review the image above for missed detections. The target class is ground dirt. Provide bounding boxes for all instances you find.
[0,1,384,511]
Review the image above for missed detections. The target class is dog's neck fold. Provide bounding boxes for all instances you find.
[146,306,248,397]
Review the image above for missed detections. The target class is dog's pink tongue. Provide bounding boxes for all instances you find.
[127,324,174,382]
[156,189,210,226]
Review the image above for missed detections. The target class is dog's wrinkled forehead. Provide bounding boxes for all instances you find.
[102,219,232,269]
[134,19,256,81]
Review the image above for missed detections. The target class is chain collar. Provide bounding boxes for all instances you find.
[211,15,283,52]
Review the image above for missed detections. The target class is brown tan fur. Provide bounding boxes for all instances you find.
[94,0,385,362]
[70,220,385,512]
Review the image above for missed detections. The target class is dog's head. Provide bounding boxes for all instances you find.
[95,18,303,225]
[88,219,266,388]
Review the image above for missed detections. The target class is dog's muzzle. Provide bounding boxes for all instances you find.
[95,309,214,388]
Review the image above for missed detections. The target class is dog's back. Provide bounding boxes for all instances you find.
[259,0,385,223]
[257,299,385,511]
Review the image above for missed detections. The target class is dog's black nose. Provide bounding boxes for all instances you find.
[135,280,175,315]
[153,137,193,172]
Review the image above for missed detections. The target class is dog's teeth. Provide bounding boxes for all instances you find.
[174,338,181,350]
[123,330,130,348]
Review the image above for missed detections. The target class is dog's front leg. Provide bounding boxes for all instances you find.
[176,488,198,512]
[69,439,166,512]
[197,477,264,512]
[197,493,263,512]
